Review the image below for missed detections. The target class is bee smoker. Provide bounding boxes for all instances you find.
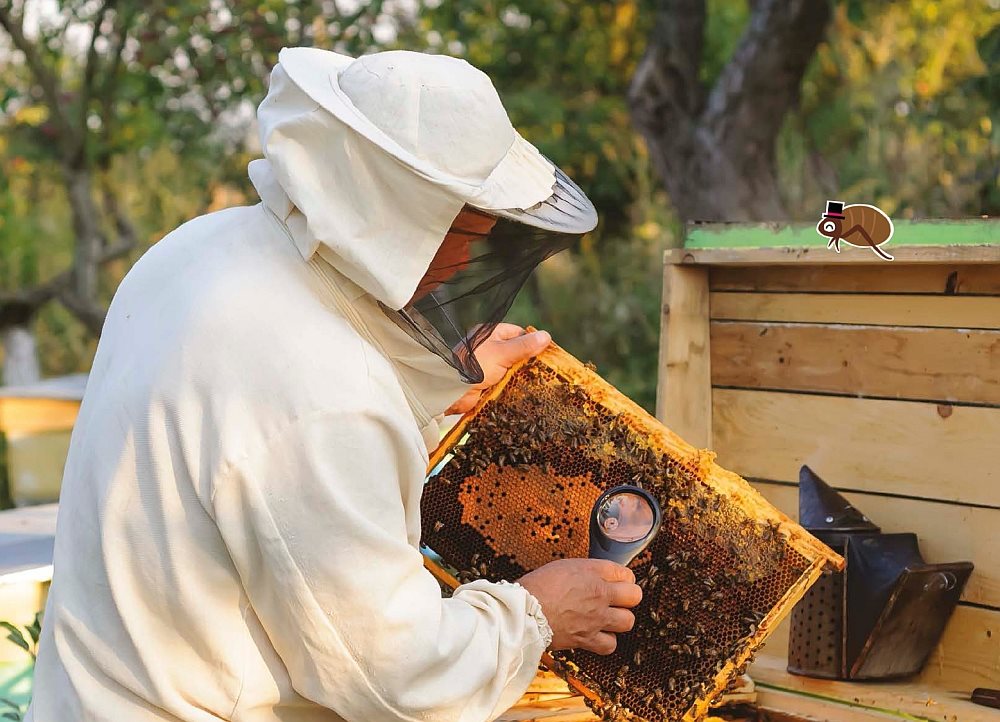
[787,466,973,680]
[588,486,661,565]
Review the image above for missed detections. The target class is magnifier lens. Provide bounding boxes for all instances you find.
[597,492,656,543]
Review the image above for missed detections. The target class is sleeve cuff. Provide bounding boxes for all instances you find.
[503,580,554,649]
[458,579,554,649]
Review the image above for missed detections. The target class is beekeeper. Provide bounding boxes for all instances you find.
[28,48,642,722]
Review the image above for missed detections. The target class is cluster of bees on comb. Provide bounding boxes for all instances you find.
[421,356,811,721]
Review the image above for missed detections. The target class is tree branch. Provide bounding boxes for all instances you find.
[99,175,138,253]
[54,288,107,336]
[96,3,137,167]
[627,0,707,145]
[0,288,57,328]
[0,5,77,158]
[0,237,138,334]
[702,0,831,153]
[78,0,117,165]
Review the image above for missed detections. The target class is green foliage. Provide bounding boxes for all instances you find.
[404,0,678,408]
[0,614,41,661]
[0,0,402,377]
[407,0,652,231]
[0,613,41,721]
[783,0,1000,219]
[2,0,998,410]
[409,0,999,409]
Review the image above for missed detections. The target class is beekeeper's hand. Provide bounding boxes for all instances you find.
[446,324,551,415]
[518,559,642,654]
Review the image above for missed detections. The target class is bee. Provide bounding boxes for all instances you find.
[433,521,444,533]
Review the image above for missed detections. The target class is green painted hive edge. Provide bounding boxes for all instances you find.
[685,218,1000,249]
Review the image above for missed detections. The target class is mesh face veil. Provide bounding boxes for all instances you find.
[382,165,598,384]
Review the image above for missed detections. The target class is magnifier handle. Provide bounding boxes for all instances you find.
[588,531,622,563]
[588,535,652,566]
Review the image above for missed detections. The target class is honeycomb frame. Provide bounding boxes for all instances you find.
[421,342,844,721]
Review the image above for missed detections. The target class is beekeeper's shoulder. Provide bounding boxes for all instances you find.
[106,203,393,418]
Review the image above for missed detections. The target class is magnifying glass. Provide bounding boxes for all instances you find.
[588,486,662,565]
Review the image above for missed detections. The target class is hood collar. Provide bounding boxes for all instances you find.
[252,163,469,428]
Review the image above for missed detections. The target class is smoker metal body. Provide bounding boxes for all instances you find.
[787,466,973,681]
[421,343,843,721]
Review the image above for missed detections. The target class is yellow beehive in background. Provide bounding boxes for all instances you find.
[0,375,86,507]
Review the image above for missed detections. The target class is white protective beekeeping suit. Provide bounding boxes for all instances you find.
[28,48,596,722]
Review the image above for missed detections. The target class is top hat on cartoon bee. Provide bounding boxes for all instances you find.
[816,200,894,261]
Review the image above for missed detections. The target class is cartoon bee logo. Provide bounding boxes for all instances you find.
[816,200,894,261]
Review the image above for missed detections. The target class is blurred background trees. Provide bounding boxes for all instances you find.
[1,0,998,410]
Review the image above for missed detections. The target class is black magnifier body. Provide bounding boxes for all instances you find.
[588,485,662,565]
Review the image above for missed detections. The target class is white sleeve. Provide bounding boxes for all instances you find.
[212,409,550,722]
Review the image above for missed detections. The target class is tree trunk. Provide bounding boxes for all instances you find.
[629,0,831,223]
[66,166,103,303]
[2,326,41,387]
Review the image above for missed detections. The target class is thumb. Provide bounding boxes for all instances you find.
[494,330,551,367]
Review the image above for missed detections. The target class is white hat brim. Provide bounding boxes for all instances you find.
[276,47,594,232]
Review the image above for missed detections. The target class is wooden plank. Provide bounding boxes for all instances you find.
[0,397,79,435]
[757,605,1000,703]
[685,219,1000,250]
[657,264,712,447]
[756,686,934,721]
[749,480,999,609]
[710,322,1000,406]
[752,655,999,722]
[710,264,1000,295]
[499,696,598,721]
[921,606,1000,692]
[666,245,1000,266]
[525,672,574,695]
[710,293,1000,329]
[711,389,1000,508]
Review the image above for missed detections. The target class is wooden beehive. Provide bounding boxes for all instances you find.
[658,220,1000,721]
[421,343,842,721]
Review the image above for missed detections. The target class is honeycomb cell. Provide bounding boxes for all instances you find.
[421,345,842,721]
